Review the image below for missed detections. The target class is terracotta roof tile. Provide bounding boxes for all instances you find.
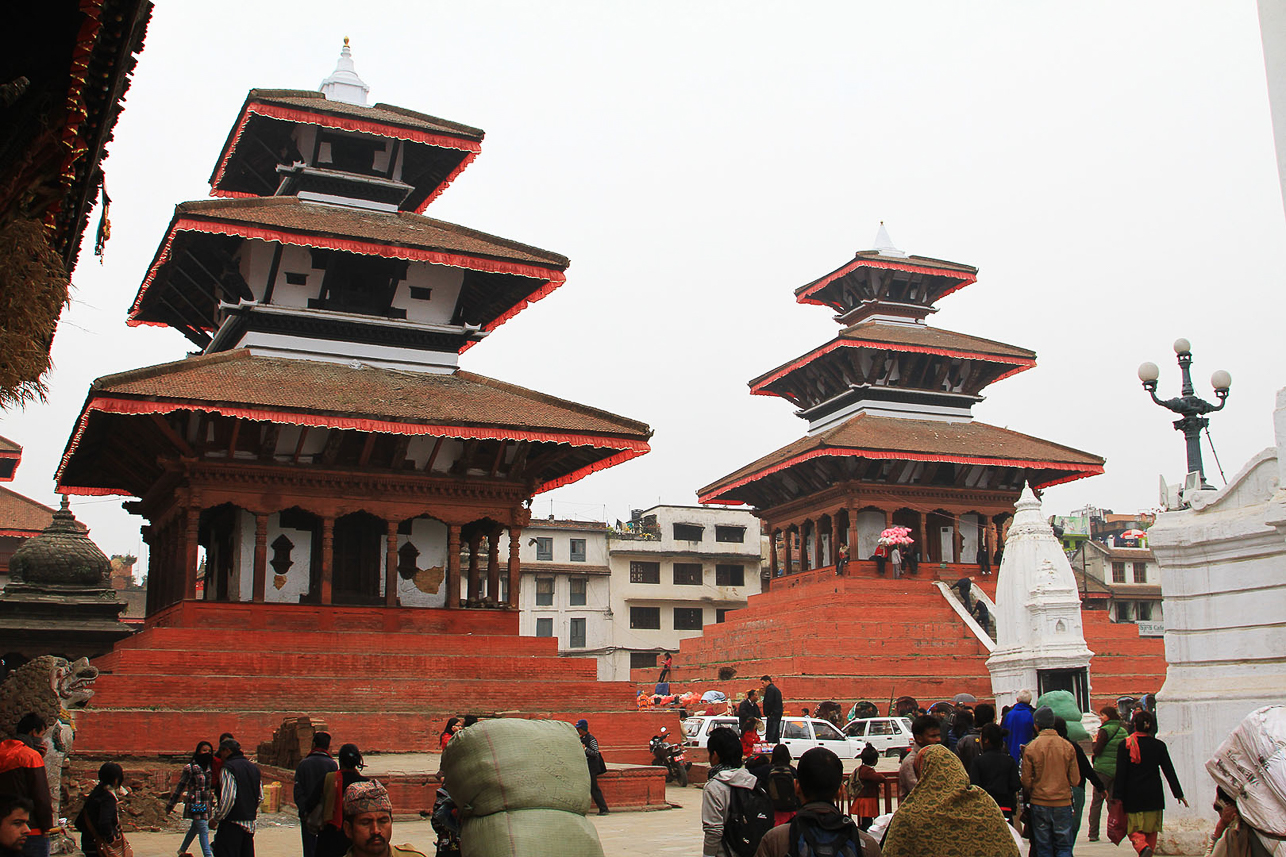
[0,487,55,535]
[172,197,568,268]
[699,413,1104,499]
[248,90,484,141]
[837,322,1035,361]
[89,350,650,439]
[0,436,19,454]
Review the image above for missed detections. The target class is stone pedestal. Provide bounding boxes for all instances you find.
[987,485,1095,712]
[1148,387,1286,853]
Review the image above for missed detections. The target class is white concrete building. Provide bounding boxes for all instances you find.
[1067,541,1164,626]
[606,505,763,682]
[515,518,612,674]
[1148,387,1286,848]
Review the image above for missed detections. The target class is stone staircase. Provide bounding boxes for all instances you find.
[80,601,678,766]
[653,561,1167,713]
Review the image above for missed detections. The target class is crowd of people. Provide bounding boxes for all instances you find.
[695,686,1197,857]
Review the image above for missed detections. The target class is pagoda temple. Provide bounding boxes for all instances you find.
[672,228,1164,709]
[53,45,674,775]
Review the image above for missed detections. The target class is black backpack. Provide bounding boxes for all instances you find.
[722,783,775,857]
[786,812,863,857]
[766,767,801,812]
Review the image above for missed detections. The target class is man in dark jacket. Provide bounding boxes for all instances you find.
[294,732,337,857]
[955,703,993,772]
[211,739,261,857]
[737,689,761,733]
[0,715,51,857]
[968,723,1021,821]
[752,748,879,857]
[575,720,609,816]
[759,676,784,745]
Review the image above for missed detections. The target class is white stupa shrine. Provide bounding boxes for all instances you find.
[987,484,1096,711]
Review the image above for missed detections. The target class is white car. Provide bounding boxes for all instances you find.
[682,715,741,749]
[682,715,856,758]
[842,716,914,757]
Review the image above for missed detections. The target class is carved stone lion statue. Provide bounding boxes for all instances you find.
[0,656,99,828]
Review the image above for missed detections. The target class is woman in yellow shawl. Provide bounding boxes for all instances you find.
[882,744,1019,857]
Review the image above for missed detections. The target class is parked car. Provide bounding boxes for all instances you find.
[682,715,741,749]
[842,716,914,758]
[683,714,870,759]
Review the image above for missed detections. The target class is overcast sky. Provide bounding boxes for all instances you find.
[4,1,1284,563]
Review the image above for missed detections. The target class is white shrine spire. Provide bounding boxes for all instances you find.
[320,37,370,105]
[873,221,908,258]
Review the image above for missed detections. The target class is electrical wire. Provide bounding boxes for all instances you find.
[1204,427,1227,485]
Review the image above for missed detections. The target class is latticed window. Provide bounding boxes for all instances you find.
[630,606,660,629]
[716,564,745,586]
[673,563,702,585]
[1133,562,1147,583]
[1112,562,1126,583]
[536,577,554,606]
[674,607,704,630]
[630,561,660,584]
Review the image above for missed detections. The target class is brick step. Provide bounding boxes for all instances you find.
[97,650,599,680]
[90,675,643,710]
[107,627,558,656]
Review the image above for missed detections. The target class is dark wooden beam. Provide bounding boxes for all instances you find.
[258,424,281,462]
[358,433,376,467]
[506,441,531,479]
[226,419,241,459]
[449,439,479,475]
[292,427,309,464]
[422,437,444,472]
[149,413,195,458]
[389,436,411,470]
[262,244,284,305]
[321,430,343,466]
[489,441,508,478]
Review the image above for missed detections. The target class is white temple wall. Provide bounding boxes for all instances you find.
[960,513,983,564]
[1149,391,1286,840]
[855,510,884,558]
[396,516,449,607]
[266,512,315,604]
[236,509,254,599]
[392,262,464,324]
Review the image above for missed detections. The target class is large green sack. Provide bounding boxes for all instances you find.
[441,718,592,817]
[461,808,604,857]
[1036,690,1090,743]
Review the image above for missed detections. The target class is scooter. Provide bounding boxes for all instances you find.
[648,727,690,788]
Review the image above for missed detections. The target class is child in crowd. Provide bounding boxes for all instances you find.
[848,744,883,830]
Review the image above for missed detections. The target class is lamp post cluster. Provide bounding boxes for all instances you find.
[1137,338,1231,491]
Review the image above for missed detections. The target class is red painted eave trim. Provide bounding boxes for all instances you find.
[795,258,977,308]
[748,339,1036,395]
[55,396,649,497]
[125,217,566,349]
[697,447,1104,504]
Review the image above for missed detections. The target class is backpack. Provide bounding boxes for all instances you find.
[766,767,800,812]
[786,812,863,857]
[722,783,775,857]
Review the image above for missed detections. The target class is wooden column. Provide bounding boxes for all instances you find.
[467,533,483,604]
[829,515,839,567]
[800,521,811,571]
[918,514,930,564]
[486,526,502,605]
[184,504,200,601]
[952,516,961,565]
[252,513,268,603]
[769,532,779,578]
[320,516,335,605]
[783,527,793,575]
[507,526,521,607]
[847,506,859,557]
[446,524,461,608]
[385,521,399,607]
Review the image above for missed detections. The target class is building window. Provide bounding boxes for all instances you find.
[1136,602,1153,621]
[1133,562,1147,583]
[535,617,553,637]
[535,537,553,561]
[570,538,586,562]
[673,563,703,585]
[715,564,745,586]
[569,576,587,606]
[630,561,660,584]
[630,606,661,629]
[674,607,704,630]
[716,608,733,623]
[569,618,586,648]
[535,577,554,606]
[673,523,703,542]
[1112,561,1126,583]
[1115,601,1133,622]
[715,525,746,543]
[630,652,658,669]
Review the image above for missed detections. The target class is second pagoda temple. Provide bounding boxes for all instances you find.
[699,225,1105,574]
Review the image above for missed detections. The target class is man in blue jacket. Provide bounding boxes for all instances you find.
[1001,689,1036,763]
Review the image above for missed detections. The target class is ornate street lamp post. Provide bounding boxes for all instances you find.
[1137,338,1232,490]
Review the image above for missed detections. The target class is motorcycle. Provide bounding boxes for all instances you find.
[649,727,690,788]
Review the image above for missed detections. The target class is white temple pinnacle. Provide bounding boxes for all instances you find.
[873,221,908,258]
[320,37,370,105]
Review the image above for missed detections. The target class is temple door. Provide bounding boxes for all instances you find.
[333,512,384,604]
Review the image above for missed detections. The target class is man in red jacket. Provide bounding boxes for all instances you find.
[0,715,53,857]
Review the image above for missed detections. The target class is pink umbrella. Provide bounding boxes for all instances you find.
[878,526,914,545]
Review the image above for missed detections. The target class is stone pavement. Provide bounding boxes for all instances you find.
[121,784,1204,857]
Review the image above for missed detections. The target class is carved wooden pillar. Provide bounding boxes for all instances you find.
[798,521,809,571]
[467,532,483,604]
[769,531,778,578]
[847,505,859,556]
[918,514,929,564]
[320,516,335,605]
[507,526,521,607]
[783,526,793,576]
[141,525,155,616]
[486,526,502,605]
[184,503,200,602]
[952,515,961,565]
[446,524,461,608]
[385,521,399,608]
[829,514,839,567]
[252,514,268,603]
